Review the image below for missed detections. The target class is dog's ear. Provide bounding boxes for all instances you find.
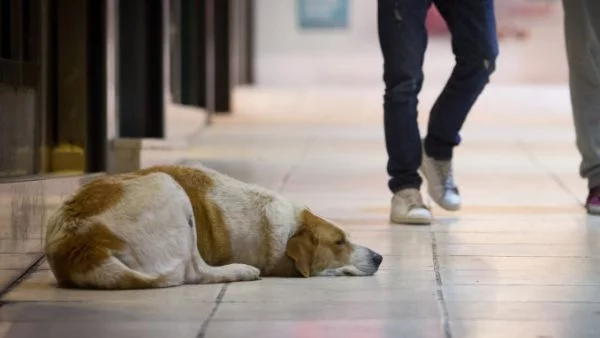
[286,230,314,278]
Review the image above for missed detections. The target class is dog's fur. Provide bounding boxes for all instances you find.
[44,165,382,289]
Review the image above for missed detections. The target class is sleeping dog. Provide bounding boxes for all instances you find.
[45,164,383,289]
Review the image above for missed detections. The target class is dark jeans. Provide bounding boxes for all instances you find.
[378,0,499,192]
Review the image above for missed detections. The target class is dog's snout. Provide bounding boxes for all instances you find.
[370,251,383,267]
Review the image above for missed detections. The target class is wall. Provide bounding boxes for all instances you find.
[253,0,568,87]
[254,0,380,87]
[256,0,377,55]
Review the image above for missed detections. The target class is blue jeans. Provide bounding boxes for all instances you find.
[378,0,498,192]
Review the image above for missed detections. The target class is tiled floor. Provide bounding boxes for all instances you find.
[1,80,599,338]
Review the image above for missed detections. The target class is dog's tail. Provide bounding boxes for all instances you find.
[47,253,170,290]
[72,256,170,290]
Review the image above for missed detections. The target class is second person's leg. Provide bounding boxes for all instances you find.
[421,0,499,210]
[563,0,600,213]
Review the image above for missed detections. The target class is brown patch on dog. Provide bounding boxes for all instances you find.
[255,207,275,273]
[46,220,169,290]
[46,166,232,289]
[286,209,352,277]
[46,221,123,285]
[46,165,232,288]
[46,172,176,289]
[61,177,125,219]
[266,255,301,277]
[135,165,233,266]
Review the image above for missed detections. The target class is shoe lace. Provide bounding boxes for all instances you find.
[397,189,426,209]
[434,160,458,192]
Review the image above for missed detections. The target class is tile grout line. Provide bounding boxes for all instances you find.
[515,139,584,206]
[430,231,452,338]
[0,255,45,302]
[196,283,229,338]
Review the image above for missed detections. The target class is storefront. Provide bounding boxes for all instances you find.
[0,0,254,178]
[0,0,254,292]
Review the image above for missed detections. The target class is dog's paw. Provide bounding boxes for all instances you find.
[230,264,261,282]
[212,264,261,282]
[202,264,261,283]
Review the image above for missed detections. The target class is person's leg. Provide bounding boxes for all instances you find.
[562,0,600,213]
[420,0,498,211]
[378,0,430,193]
[585,1,600,40]
[426,0,498,159]
[377,0,432,224]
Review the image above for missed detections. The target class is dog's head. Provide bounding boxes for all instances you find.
[286,209,382,277]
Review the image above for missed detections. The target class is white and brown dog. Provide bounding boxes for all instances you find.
[45,165,383,289]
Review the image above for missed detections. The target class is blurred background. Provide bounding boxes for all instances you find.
[255,0,565,87]
[0,0,566,179]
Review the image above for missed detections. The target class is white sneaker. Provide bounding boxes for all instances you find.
[390,188,432,225]
[420,152,461,211]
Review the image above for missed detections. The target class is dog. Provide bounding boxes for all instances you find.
[44,164,383,289]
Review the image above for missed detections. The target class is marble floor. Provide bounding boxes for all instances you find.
[1,79,599,338]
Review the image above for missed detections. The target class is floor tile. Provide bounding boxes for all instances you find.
[2,270,223,303]
[444,285,600,302]
[1,322,201,338]
[446,301,600,320]
[222,277,438,303]
[0,323,10,338]
[439,256,600,273]
[441,269,600,286]
[450,319,600,338]
[436,243,600,258]
[0,301,213,322]
[204,319,446,338]
[213,301,440,321]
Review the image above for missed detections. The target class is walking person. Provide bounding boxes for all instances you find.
[562,1,600,214]
[377,0,499,224]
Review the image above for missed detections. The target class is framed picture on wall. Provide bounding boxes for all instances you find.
[297,0,349,30]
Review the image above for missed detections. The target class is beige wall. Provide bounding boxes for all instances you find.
[253,0,568,87]
[254,0,379,86]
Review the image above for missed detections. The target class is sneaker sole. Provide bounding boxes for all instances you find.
[587,204,600,215]
[427,185,461,211]
[390,215,432,225]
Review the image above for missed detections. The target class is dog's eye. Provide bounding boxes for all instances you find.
[335,238,346,246]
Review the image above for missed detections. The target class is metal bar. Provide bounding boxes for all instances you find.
[0,0,11,59]
[86,0,107,172]
[213,0,229,113]
[38,0,49,173]
[205,0,214,124]
[10,0,21,62]
[105,0,119,140]
[118,0,164,138]
[245,0,254,84]
[32,0,44,174]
